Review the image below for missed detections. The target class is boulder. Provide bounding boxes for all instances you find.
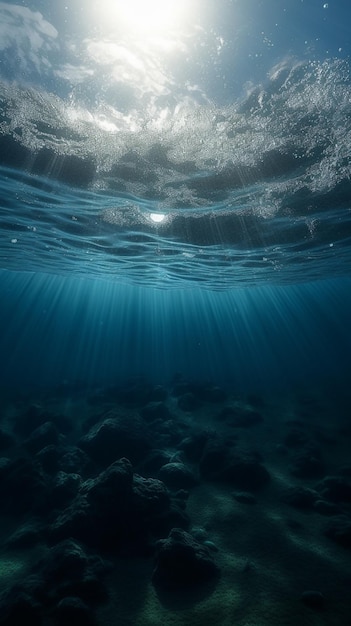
[232,491,257,505]
[325,516,351,548]
[141,449,172,475]
[140,402,171,422]
[0,590,43,626]
[152,528,220,588]
[317,476,351,504]
[59,447,90,474]
[6,521,43,549]
[178,432,210,462]
[51,458,172,554]
[313,500,340,516]
[79,412,151,466]
[289,446,325,479]
[300,590,325,609]
[24,421,60,454]
[36,445,63,474]
[201,385,227,403]
[53,597,96,626]
[178,393,202,411]
[14,403,48,437]
[200,443,270,492]
[284,486,318,510]
[51,472,82,507]
[158,462,198,490]
[0,457,48,514]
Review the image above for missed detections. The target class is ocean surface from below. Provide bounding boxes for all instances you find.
[1,57,350,289]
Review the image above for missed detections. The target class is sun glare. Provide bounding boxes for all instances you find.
[150,212,166,223]
[97,0,189,35]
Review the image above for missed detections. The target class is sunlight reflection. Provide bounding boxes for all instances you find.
[97,0,189,35]
[150,212,166,223]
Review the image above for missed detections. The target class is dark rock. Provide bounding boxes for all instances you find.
[172,382,193,397]
[29,539,110,611]
[152,528,220,588]
[199,440,232,478]
[179,432,209,462]
[79,412,151,466]
[51,458,172,553]
[300,590,325,609]
[36,445,63,474]
[58,573,109,606]
[232,491,257,505]
[200,443,270,492]
[59,447,90,474]
[50,496,93,546]
[140,402,171,422]
[220,455,270,491]
[158,462,198,490]
[284,486,318,510]
[174,489,190,502]
[54,597,95,626]
[317,476,351,504]
[313,500,340,516]
[51,413,73,435]
[325,516,351,548]
[141,449,172,475]
[82,457,134,509]
[6,521,43,549]
[0,458,48,514]
[0,429,15,451]
[290,446,325,479]
[24,421,60,454]
[154,504,190,536]
[14,403,47,437]
[178,393,202,411]
[36,539,89,583]
[201,385,227,403]
[203,540,219,552]
[0,590,42,626]
[154,419,189,447]
[191,527,208,541]
[132,473,170,521]
[51,472,82,507]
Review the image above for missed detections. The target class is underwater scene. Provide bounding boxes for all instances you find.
[0,1,351,624]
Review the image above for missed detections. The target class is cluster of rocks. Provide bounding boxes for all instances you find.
[0,380,238,625]
[0,378,349,624]
[278,421,351,548]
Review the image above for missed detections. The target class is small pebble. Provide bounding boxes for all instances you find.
[301,590,325,609]
[191,527,208,540]
[232,491,257,505]
[203,540,219,552]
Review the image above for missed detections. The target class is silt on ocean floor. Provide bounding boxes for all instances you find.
[0,378,351,625]
[0,0,351,625]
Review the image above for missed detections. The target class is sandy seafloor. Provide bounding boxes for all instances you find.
[0,378,350,626]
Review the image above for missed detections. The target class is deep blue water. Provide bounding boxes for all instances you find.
[0,0,350,391]
[1,5,351,625]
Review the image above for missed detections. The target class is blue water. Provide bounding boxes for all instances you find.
[0,0,350,390]
[1,5,351,626]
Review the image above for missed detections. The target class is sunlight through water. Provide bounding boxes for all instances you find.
[94,0,192,35]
